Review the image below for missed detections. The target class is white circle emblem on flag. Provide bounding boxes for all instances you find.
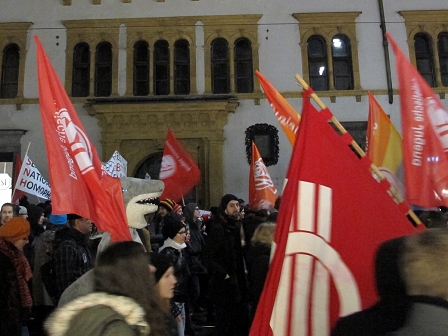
[159,155,176,179]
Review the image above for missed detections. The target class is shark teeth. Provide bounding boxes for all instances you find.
[136,197,159,205]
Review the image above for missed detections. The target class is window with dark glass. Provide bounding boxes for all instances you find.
[94,42,112,97]
[307,36,328,91]
[234,38,253,93]
[211,38,230,94]
[133,40,149,96]
[72,42,90,97]
[332,34,354,90]
[414,33,436,87]
[1,43,20,98]
[174,39,190,95]
[154,40,170,95]
[438,32,448,87]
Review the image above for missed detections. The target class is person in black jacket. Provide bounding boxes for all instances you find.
[203,194,250,336]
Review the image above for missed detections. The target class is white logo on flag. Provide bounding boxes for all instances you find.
[270,181,361,336]
[160,155,176,179]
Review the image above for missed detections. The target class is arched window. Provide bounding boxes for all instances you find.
[234,38,253,93]
[174,39,190,95]
[211,38,230,94]
[438,32,448,87]
[1,44,20,98]
[332,34,354,90]
[94,42,112,97]
[133,40,149,96]
[154,40,170,95]
[72,43,90,97]
[307,35,328,91]
[414,33,436,87]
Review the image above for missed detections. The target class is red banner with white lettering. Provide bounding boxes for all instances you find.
[159,130,200,203]
[249,142,278,210]
[387,33,448,208]
[35,35,131,241]
[249,90,417,336]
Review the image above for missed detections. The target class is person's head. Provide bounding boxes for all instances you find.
[18,206,28,219]
[158,198,175,217]
[149,252,177,301]
[220,194,240,219]
[1,203,16,224]
[0,217,30,250]
[251,222,276,245]
[95,242,166,336]
[68,214,92,236]
[173,204,183,216]
[183,203,200,224]
[419,211,448,229]
[27,204,45,226]
[162,213,186,244]
[400,228,448,299]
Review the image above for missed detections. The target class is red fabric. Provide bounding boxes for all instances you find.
[34,36,131,242]
[249,90,418,336]
[249,142,278,210]
[387,33,448,207]
[12,154,26,205]
[159,130,200,203]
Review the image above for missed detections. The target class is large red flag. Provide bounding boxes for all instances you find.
[249,90,417,336]
[35,36,131,241]
[256,70,301,146]
[249,141,278,210]
[159,130,200,203]
[12,153,26,204]
[387,33,448,208]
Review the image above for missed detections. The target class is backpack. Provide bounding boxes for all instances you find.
[40,257,58,301]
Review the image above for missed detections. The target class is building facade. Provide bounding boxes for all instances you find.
[0,0,447,207]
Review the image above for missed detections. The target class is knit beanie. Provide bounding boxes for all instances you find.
[149,252,174,283]
[0,217,30,243]
[49,213,68,225]
[173,203,182,214]
[159,198,175,212]
[220,194,239,210]
[162,214,186,240]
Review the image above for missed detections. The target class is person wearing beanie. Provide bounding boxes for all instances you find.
[203,193,250,336]
[149,198,176,251]
[0,217,33,335]
[159,213,190,336]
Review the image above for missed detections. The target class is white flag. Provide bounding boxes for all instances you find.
[15,154,51,200]
[102,150,128,178]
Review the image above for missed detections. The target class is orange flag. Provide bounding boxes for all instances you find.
[387,33,448,207]
[249,142,278,210]
[366,92,405,196]
[256,70,301,146]
[35,35,131,241]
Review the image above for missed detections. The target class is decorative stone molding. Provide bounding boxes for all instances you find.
[85,96,239,207]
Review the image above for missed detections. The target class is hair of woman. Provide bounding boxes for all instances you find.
[94,241,167,336]
[251,222,276,245]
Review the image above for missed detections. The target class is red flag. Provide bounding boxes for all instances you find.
[34,35,131,242]
[256,70,301,146]
[249,141,278,210]
[249,90,417,336]
[387,33,448,208]
[12,153,26,204]
[159,130,200,203]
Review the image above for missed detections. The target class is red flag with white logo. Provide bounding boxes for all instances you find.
[249,141,278,210]
[387,33,448,208]
[35,36,131,241]
[249,90,417,336]
[159,129,200,203]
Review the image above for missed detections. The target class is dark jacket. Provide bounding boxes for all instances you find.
[246,242,271,307]
[203,211,247,302]
[45,292,150,336]
[53,228,92,302]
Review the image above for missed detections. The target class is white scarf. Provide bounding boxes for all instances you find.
[159,237,186,252]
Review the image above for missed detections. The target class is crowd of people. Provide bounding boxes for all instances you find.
[3,194,448,336]
[0,193,278,336]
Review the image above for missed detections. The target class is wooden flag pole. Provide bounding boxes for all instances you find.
[294,73,421,225]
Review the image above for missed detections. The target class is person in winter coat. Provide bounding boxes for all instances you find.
[45,241,167,336]
[159,213,191,336]
[246,222,275,320]
[0,217,33,336]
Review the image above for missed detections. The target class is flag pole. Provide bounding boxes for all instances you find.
[294,73,421,225]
